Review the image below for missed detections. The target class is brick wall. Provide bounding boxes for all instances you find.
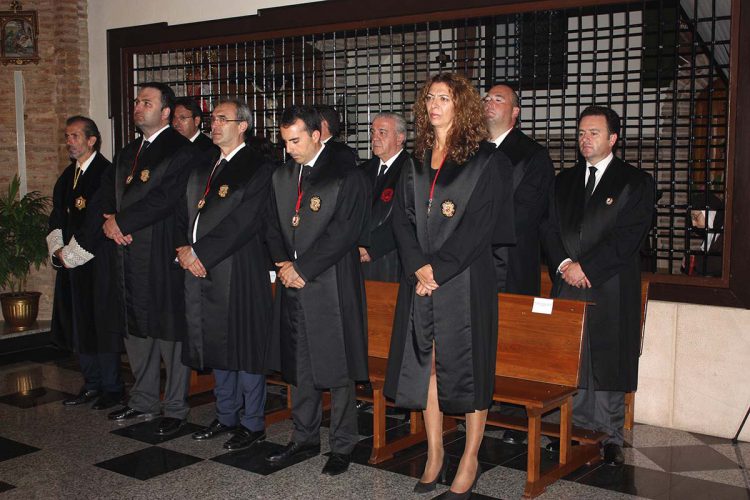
[0,0,89,320]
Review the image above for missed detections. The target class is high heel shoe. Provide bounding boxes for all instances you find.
[440,466,482,499]
[413,456,448,493]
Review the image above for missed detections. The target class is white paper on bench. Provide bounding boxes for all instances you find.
[532,297,553,315]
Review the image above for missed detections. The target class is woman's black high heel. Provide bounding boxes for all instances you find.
[440,466,481,499]
[413,456,448,493]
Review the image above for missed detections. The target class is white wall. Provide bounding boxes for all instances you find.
[87,0,321,158]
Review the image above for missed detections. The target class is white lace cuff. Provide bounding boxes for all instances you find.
[59,236,94,268]
[46,229,64,258]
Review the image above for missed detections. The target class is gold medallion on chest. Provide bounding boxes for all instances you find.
[441,199,456,217]
[74,196,86,210]
[218,185,229,198]
[606,197,614,205]
[140,169,150,182]
[310,195,321,212]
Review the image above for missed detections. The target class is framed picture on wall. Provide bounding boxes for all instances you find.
[1,7,39,65]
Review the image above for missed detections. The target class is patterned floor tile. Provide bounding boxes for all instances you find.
[0,436,39,462]
[110,418,204,445]
[638,444,742,472]
[0,387,75,409]
[95,446,203,480]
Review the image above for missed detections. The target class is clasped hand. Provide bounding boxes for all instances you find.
[176,245,207,278]
[102,214,133,246]
[414,264,438,296]
[275,261,306,289]
[560,261,591,289]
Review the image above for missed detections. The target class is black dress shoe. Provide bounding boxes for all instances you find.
[322,453,351,476]
[192,419,237,440]
[355,401,372,411]
[155,417,186,436]
[266,441,321,466]
[602,443,625,466]
[91,392,122,410]
[108,406,146,421]
[502,429,528,445]
[223,428,265,450]
[62,389,100,406]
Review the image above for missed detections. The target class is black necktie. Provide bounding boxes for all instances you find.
[585,166,597,202]
[142,139,151,149]
[374,163,388,194]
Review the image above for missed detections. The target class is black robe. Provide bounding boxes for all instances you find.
[384,142,515,414]
[492,128,555,295]
[176,146,274,372]
[360,150,410,282]
[192,132,216,153]
[266,146,369,388]
[542,158,654,392]
[96,127,198,341]
[49,153,122,354]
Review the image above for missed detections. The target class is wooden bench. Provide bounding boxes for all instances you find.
[539,269,650,431]
[360,282,601,498]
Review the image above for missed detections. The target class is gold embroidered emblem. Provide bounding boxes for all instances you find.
[74,196,86,210]
[606,197,614,205]
[292,214,300,227]
[310,196,321,212]
[218,185,229,198]
[140,169,150,182]
[441,200,456,218]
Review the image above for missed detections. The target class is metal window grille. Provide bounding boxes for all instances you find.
[127,0,730,276]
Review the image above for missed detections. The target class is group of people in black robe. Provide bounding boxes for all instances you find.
[47,71,656,498]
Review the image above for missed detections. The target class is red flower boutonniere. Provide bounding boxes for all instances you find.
[380,188,394,203]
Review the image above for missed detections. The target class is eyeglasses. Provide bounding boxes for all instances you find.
[210,115,244,125]
[173,115,195,122]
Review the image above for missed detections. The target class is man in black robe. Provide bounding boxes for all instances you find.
[542,106,654,466]
[315,104,358,163]
[99,82,199,436]
[265,105,368,476]
[173,97,215,152]
[47,116,123,410]
[484,83,555,445]
[176,100,274,450]
[358,112,410,282]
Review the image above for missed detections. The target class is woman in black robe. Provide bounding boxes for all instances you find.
[384,73,514,498]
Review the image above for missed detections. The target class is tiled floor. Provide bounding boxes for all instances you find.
[1,347,749,499]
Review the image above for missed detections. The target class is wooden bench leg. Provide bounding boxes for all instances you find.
[372,384,387,454]
[559,397,573,465]
[367,386,430,465]
[624,391,635,430]
[524,409,542,498]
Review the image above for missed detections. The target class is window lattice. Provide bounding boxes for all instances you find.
[128,0,730,276]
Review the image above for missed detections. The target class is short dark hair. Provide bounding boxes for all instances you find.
[281,105,321,135]
[314,104,341,137]
[579,105,621,138]
[66,115,102,152]
[174,97,203,124]
[138,82,176,121]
